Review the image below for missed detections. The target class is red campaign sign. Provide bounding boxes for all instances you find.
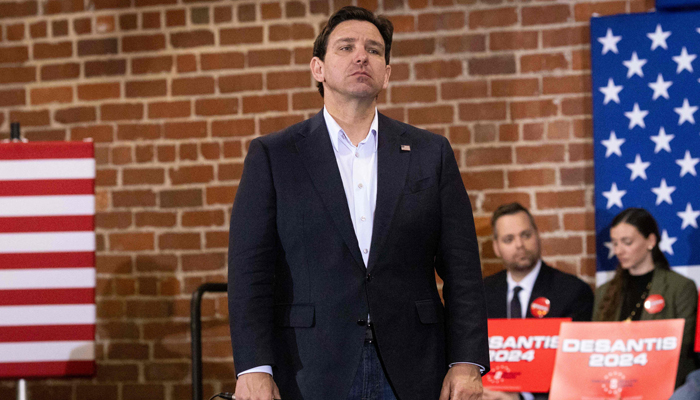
[550,320,684,400]
[483,318,570,393]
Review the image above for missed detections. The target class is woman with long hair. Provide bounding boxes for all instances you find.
[594,208,698,387]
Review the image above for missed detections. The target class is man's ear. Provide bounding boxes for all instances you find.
[382,64,391,90]
[492,238,501,258]
[310,57,325,84]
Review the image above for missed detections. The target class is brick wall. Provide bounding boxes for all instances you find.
[0,0,653,398]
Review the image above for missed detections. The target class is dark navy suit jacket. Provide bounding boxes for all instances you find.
[228,110,489,400]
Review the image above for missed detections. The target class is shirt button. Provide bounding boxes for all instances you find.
[355,152,359,158]
[358,183,363,189]
[361,216,366,221]
[363,249,368,254]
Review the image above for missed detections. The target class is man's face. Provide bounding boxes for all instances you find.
[492,212,541,273]
[310,20,391,100]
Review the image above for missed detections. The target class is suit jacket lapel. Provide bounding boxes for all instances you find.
[526,262,551,318]
[367,114,409,272]
[295,111,365,271]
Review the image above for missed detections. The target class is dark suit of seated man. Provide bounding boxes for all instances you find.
[482,203,594,400]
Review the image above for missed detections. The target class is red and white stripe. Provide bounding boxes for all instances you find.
[0,142,96,378]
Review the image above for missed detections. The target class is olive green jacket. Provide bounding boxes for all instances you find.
[593,268,698,388]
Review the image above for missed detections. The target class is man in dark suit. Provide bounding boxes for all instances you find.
[228,6,489,400]
[482,203,593,400]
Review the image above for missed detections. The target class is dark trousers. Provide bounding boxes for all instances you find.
[346,329,399,400]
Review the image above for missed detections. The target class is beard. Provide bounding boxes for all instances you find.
[506,251,539,272]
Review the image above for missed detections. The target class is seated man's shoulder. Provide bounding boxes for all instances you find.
[544,263,592,293]
[483,269,508,289]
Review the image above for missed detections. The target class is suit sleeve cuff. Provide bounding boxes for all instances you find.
[448,361,485,375]
[237,365,273,377]
[520,392,534,400]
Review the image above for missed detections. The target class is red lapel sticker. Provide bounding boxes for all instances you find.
[644,294,665,314]
[530,297,551,318]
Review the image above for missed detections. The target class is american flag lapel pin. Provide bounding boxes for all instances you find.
[400,145,411,151]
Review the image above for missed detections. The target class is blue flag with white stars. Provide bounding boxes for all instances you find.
[591,12,700,286]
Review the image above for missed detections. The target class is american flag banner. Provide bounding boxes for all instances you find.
[591,12,700,285]
[0,141,96,378]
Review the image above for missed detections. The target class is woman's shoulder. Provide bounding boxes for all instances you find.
[656,268,697,292]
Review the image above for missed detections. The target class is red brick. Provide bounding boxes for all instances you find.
[206,230,229,248]
[165,9,186,26]
[107,343,149,360]
[126,79,167,98]
[261,2,282,19]
[391,85,437,104]
[219,73,263,93]
[459,101,507,121]
[522,5,571,26]
[541,237,583,256]
[574,1,626,21]
[482,192,531,212]
[523,123,544,141]
[182,252,225,271]
[0,1,38,18]
[84,59,126,77]
[9,110,50,127]
[110,232,154,251]
[243,94,287,114]
[164,121,207,139]
[176,54,197,73]
[33,41,72,59]
[449,126,470,144]
[132,56,173,74]
[408,105,453,125]
[499,124,518,142]
[469,7,517,29]
[267,70,311,90]
[269,23,315,41]
[469,55,516,76]
[260,115,304,135]
[201,142,220,160]
[562,96,592,116]
[212,118,256,137]
[148,101,191,119]
[118,124,162,140]
[142,11,161,29]
[393,39,435,57]
[101,103,144,121]
[569,142,592,162]
[219,27,263,46]
[238,3,256,21]
[508,168,556,187]
[77,82,120,101]
[521,53,569,73]
[159,233,200,250]
[214,5,233,23]
[441,80,488,100]
[179,143,197,161]
[122,34,166,52]
[248,49,291,67]
[55,106,96,124]
[572,49,591,71]
[461,171,504,190]
[414,60,462,80]
[195,98,238,116]
[0,66,34,85]
[169,165,214,185]
[417,11,464,31]
[543,26,589,48]
[74,18,91,34]
[6,24,24,41]
[95,15,115,33]
[292,91,324,110]
[201,52,244,71]
[561,166,593,186]
[285,1,306,17]
[182,211,225,228]
[0,46,29,64]
[573,118,593,139]
[510,100,558,120]
[41,63,80,81]
[111,146,132,165]
[516,144,565,164]
[537,190,585,209]
[218,162,244,181]
[30,86,71,105]
[492,78,539,97]
[77,38,117,56]
[29,21,47,38]
[547,120,571,140]
[441,34,485,53]
[0,89,26,107]
[490,31,538,51]
[543,75,591,95]
[160,189,203,208]
[171,29,214,48]
[135,212,176,228]
[71,125,113,142]
[172,76,215,96]
[123,168,165,185]
[465,147,512,166]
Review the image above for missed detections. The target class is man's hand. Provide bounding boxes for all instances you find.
[234,372,281,400]
[482,388,520,400]
[439,364,483,400]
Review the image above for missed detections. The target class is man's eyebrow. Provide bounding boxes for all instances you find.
[333,37,357,45]
[365,39,385,49]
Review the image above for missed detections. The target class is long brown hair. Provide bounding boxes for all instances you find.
[597,208,670,321]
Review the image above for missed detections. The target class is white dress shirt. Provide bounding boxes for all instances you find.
[505,260,542,400]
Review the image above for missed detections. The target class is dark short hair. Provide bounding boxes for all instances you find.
[491,203,538,238]
[312,6,393,97]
